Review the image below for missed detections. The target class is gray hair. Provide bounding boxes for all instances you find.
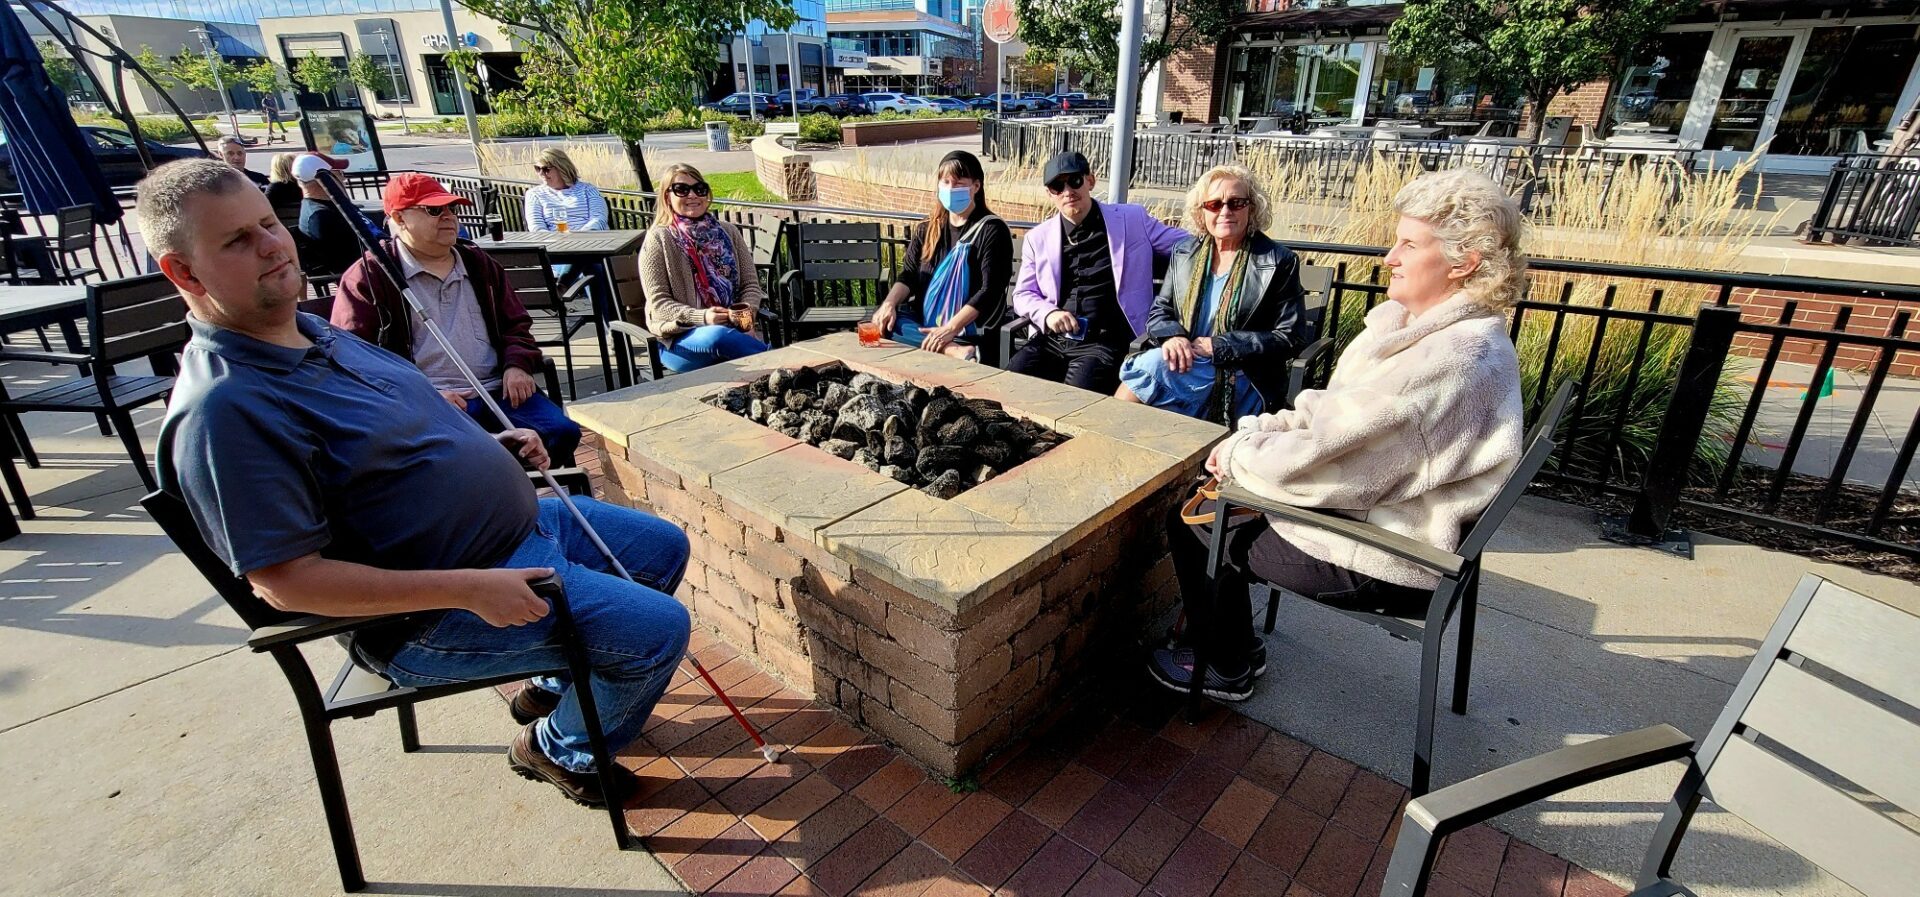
[135,159,252,258]
[216,135,246,152]
[1391,169,1528,311]
[1181,164,1272,237]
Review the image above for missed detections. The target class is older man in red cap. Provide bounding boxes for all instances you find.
[332,172,581,465]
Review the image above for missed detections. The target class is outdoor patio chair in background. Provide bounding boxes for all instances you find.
[141,484,631,894]
[604,250,667,385]
[1536,116,1574,148]
[0,272,185,519]
[1378,573,1920,897]
[1196,379,1579,795]
[776,221,890,343]
[33,204,103,286]
[1281,263,1335,409]
[488,246,604,402]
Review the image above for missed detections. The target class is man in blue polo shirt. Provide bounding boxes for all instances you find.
[142,159,690,809]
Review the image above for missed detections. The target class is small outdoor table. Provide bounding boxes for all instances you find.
[471,229,648,387]
[0,284,86,542]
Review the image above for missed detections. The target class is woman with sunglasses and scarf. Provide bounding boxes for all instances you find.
[1117,165,1308,422]
[639,163,769,373]
[870,150,1012,360]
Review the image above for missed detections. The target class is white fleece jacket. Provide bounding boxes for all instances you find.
[1217,292,1523,588]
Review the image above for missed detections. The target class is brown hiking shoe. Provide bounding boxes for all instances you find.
[507,723,639,808]
[509,682,563,725]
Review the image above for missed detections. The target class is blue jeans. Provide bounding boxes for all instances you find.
[464,389,582,466]
[383,497,693,772]
[657,324,769,373]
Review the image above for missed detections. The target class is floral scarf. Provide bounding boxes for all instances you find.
[667,213,737,309]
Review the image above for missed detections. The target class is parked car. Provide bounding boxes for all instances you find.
[1391,92,1435,115]
[973,92,1039,112]
[921,95,970,113]
[898,96,937,112]
[861,92,917,113]
[1058,95,1113,115]
[826,93,872,114]
[0,125,205,192]
[771,90,846,115]
[1045,92,1086,106]
[702,92,776,116]
[1021,93,1059,111]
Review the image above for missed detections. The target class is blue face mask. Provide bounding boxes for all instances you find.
[938,183,972,214]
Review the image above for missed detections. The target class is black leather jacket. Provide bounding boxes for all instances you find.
[1133,232,1308,410]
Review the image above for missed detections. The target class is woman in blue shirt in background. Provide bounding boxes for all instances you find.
[523,148,613,315]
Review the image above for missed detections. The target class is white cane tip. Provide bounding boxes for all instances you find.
[760,744,783,762]
[291,154,329,182]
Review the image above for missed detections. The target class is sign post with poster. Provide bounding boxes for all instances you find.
[299,108,386,174]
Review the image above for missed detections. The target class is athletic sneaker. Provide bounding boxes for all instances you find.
[1167,633,1268,677]
[1146,646,1256,701]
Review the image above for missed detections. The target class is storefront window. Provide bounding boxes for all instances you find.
[1366,46,1514,123]
[1605,31,1710,135]
[1224,43,1364,123]
[1771,25,1919,156]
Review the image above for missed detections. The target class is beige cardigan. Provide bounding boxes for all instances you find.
[637,220,765,344]
[1216,293,1524,588]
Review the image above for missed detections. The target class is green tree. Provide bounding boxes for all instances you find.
[291,51,344,100]
[1014,0,1237,102]
[1388,0,1693,136]
[346,51,395,97]
[455,0,797,190]
[41,40,84,98]
[239,59,291,98]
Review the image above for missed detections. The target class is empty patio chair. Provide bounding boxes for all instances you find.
[30,204,104,285]
[486,246,604,401]
[140,485,629,893]
[0,273,186,518]
[1379,573,1920,897]
[1194,379,1579,795]
[1536,115,1574,147]
[775,221,891,341]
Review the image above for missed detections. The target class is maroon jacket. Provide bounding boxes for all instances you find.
[330,239,544,377]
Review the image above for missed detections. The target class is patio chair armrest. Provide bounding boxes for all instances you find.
[1286,336,1333,403]
[559,274,594,301]
[1381,724,1694,897]
[607,320,656,342]
[247,612,418,651]
[0,348,91,365]
[1217,482,1465,577]
[777,269,801,294]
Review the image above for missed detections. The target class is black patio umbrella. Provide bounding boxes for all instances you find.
[0,3,121,224]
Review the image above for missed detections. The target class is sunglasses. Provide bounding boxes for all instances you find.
[668,182,712,197]
[410,204,458,218]
[533,165,553,173]
[1201,197,1253,213]
[1044,174,1086,194]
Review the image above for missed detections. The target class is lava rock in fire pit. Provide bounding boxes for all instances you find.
[921,469,965,499]
[799,411,835,444]
[820,382,852,410]
[748,397,769,424]
[880,464,916,484]
[820,438,860,460]
[883,436,915,467]
[915,445,970,479]
[783,391,814,412]
[836,394,890,437]
[937,416,981,446]
[853,448,884,471]
[766,410,802,436]
[975,440,1013,466]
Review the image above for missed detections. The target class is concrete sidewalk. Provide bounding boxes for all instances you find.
[0,334,1912,895]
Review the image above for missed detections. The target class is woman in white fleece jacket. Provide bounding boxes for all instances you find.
[1151,168,1527,702]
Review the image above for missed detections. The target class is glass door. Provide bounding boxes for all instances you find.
[1703,32,1798,161]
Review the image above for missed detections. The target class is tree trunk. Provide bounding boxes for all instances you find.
[624,138,654,194]
[1526,90,1554,142]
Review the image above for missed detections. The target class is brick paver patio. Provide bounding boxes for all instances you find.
[554,434,1635,897]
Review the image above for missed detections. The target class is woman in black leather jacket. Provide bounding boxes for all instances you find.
[1117,165,1308,421]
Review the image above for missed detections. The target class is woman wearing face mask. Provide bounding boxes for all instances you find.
[638,163,769,373]
[870,151,1013,360]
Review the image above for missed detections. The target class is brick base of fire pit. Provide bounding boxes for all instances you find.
[572,333,1222,774]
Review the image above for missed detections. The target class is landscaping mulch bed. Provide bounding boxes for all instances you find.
[1535,466,1920,581]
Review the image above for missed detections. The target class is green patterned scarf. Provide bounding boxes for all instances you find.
[1175,238,1253,422]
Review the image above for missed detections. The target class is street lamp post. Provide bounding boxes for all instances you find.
[188,26,241,139]
[440,0,482,148]
[373,29,410,135]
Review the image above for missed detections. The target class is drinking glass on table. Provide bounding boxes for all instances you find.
[857,321,881,347]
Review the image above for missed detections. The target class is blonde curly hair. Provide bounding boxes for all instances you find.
[1391,169,1527,311]
[1181,164,1271,237]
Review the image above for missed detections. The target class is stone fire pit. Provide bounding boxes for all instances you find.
[571,333,1222,774]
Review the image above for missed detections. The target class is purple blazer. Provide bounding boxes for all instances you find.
[1012,201,1189,338]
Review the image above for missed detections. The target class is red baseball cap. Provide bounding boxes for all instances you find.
[382,172,474,216]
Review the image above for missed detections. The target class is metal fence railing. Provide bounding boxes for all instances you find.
[1804,153,1920,248]
[982,118,1700,214]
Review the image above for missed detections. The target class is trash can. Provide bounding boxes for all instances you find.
[705,120,730,152]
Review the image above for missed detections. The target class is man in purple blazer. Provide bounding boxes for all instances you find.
[1009,152,1188,393]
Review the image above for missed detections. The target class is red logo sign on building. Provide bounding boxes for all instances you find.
[983,0,1018,44]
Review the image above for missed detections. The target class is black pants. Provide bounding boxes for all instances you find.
[1167,503,1418,674]
[1008,334,1128,394]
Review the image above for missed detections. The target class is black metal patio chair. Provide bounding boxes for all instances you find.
[487,246,602,402]
[0,273,186,518]
[1195,379,1579,795]
[1379,573,1920,897]
[32,204,103,285]
[775,221,891,343]
[140,486,630,893]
